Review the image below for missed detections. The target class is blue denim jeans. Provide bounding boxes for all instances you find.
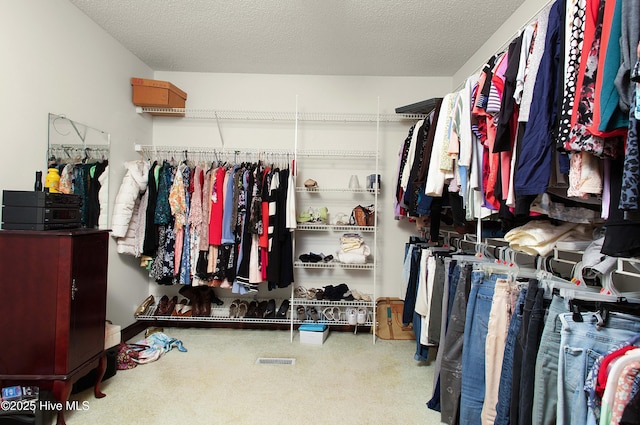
[459,270,505,425]
[494,285,527,425]
[557,311,640,425]
[510,280,540,424]
[403,245,422,326]
[427,258,458,412]
[440,263,472,425]
[519,284,549,425]
[532,295,568,425]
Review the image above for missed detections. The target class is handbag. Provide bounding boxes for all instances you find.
[375,297,415,340]
[116,342,148,370]
[351,204,375,226]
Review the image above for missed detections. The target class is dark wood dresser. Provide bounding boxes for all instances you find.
[0,229,109,425]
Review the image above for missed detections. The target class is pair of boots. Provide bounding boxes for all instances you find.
[178,285,223,317]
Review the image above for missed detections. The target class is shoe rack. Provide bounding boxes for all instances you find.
[293,149,379,342]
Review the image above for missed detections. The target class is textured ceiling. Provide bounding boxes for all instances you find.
[68,0,526,77]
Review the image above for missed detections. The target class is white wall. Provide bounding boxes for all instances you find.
[452,0,552,89]
[0,0,154,328]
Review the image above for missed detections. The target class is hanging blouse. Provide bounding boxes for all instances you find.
[519,2,554,123]
[555,0,586,150]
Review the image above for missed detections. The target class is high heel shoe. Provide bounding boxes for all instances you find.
[135,295,155,317]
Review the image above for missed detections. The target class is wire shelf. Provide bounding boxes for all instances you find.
[136,107,427,122]
[296,224,375,232]
[296,187,379,194]
[295,149,378,158]
[293,260,374,270]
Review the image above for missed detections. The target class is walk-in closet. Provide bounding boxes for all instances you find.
[3,0,640,424]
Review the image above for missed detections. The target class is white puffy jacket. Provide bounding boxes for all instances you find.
[111,160,150,238]
[98,164,109,230]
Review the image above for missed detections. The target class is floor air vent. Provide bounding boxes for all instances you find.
[255,357,296,365]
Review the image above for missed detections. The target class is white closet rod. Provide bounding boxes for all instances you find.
[135,145,376,158]
[49,143,110,151]
[135,145,293,155]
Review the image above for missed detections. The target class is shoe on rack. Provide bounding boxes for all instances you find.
[351,289,371,302]
[135,295,155,317]
[229,299,241,318]
[296,305,307,321]
[357,307,368,324]
[276,299,290,319]
[154,295,170,316]
[304,179,318,190]
[180,299,193,317]
[246,301,259,318]
[168,296,178,315]
[299,253,323,263]
[172,298,187,316]
[197,286,212,317]
[237,300,249,318]
[264,299,276,319]
[178,285,201,315]
[256,300,269,318]
[346,307,358,325]
[295,286,308,299]
[307,306,319,323]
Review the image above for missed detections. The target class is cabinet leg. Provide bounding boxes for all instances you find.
[94,353,107,398]
[52,380,72,425]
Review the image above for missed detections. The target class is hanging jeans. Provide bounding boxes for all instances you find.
[532,294,568,425]
[440,263,472,425]
[459,270,506,425]
[518,283,549,425]
[427,258,458,412]
[508,280,540,424]
[494,286,528,425]
[481,278,514,425]
[557,311,640,425]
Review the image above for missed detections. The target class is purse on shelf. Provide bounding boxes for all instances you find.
[351,204,375,226]
[375,297,415,340]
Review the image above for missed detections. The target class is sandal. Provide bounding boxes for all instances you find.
[296,305,307,321]
[276,299,290,319]
[264,299,276,319]
[351,289,371,302]
[180,300,193,317]
[229,299,240,318]
[237,300,249,318]
[172,298,188,316]
[322,306,341,322]
[307,306,319,323]
[294,286,308,299]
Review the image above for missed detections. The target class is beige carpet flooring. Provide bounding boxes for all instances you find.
[64,327,442,425]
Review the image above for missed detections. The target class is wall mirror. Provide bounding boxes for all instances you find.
[47,113,110,229]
